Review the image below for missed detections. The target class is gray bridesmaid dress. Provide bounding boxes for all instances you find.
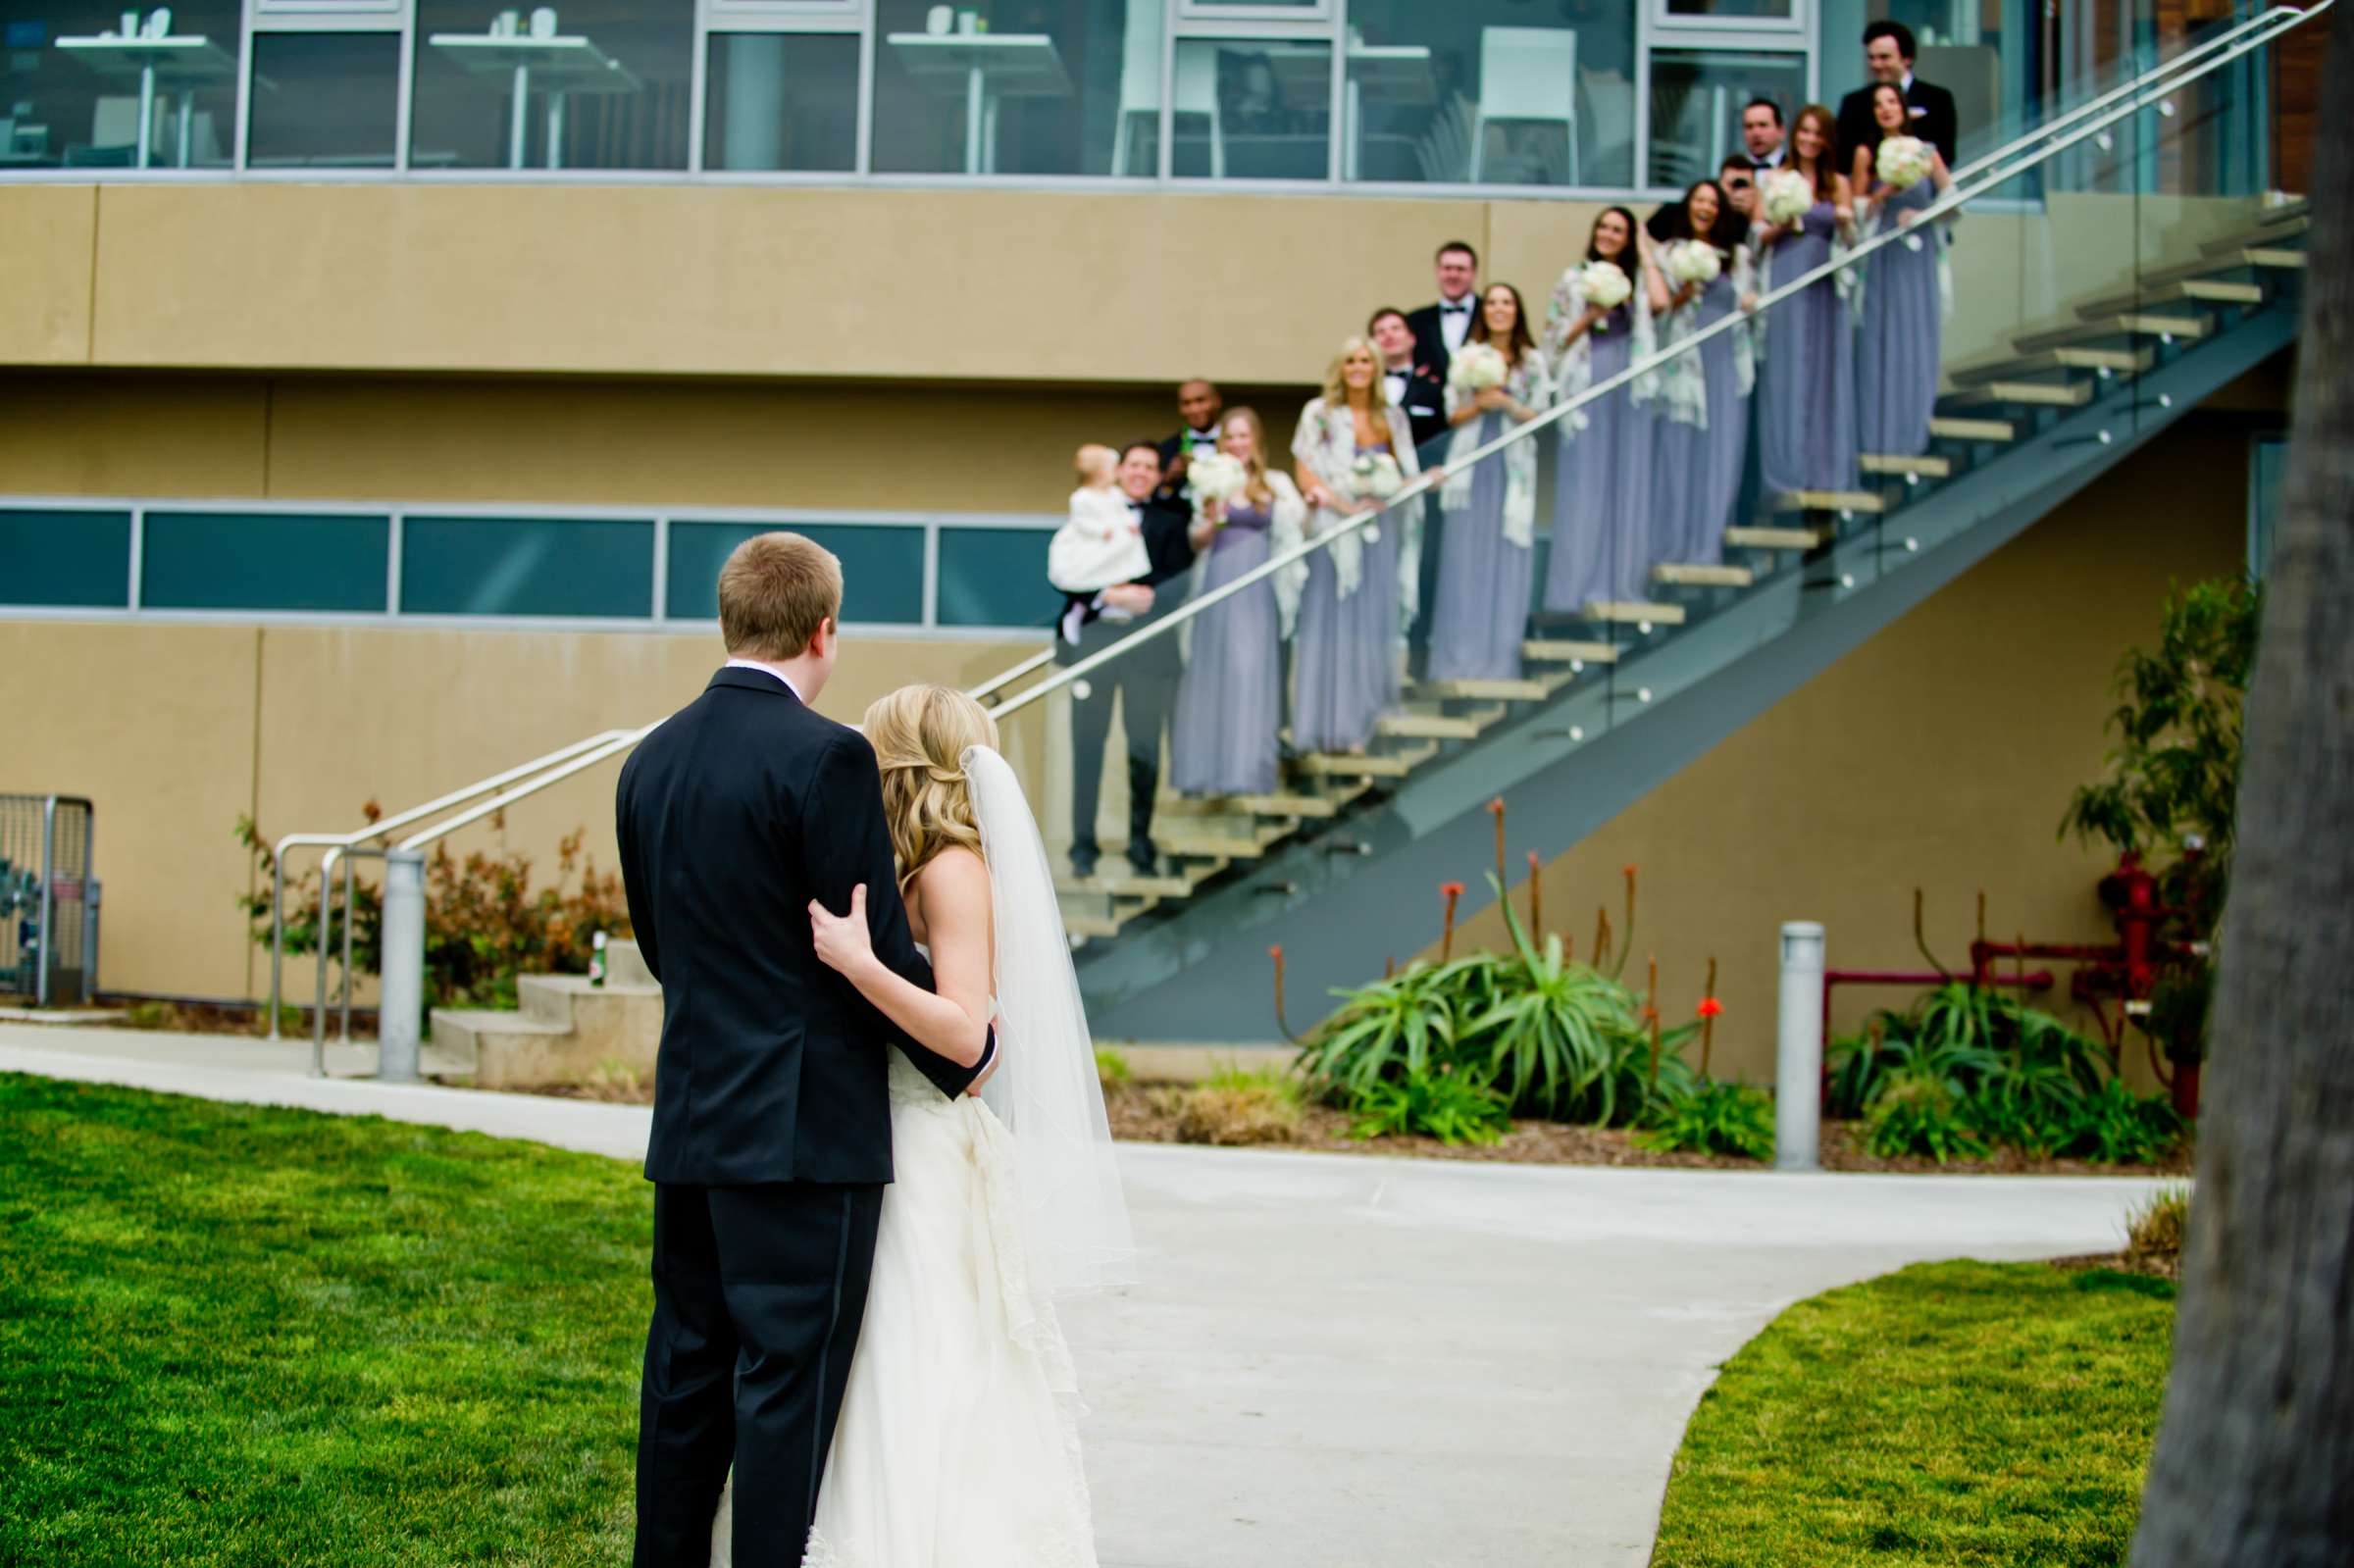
[1170,500,1281,795]
[1426,413,1534,683]
[1293,440,1399,753]
[1652,269,1748,564]
[1544,305,1657,611]
[1759,199,1859,496]
[1857,179,1942,458]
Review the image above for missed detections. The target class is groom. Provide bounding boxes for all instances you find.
[616,531,992,1567]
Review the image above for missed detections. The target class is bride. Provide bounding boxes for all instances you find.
[711,683,1135,1568]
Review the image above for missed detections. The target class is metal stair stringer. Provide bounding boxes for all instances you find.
[1074,299,2297,1045]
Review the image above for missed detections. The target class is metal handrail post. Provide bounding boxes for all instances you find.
[377,849,427,1084]
[985,0,2328,723]
[269,855,284,1039]
[338,852,356,1043]
[37,796,56,1009]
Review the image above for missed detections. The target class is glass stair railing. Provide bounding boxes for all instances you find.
[970,3,2324,973]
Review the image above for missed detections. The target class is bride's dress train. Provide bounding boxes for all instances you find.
[710,1052,1099,1568]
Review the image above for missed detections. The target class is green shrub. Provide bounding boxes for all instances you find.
[2054,1079,2185,1165]
[2126,1185,2191,1264]
[1173,1069,1302,1146]
[1347,1067,1510,1146]
[1864,1068,1988,1163]
[1094,1046,1132,1087]
[1636,1079,1775,1160]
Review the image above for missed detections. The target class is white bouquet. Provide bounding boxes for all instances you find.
[1760,168,1815,227]
[1578,259,1633,311]
[1447,340,1509,392]
[1184,450,1247,511]
[1663,239,1722,287]
[1875,134,1931,191]
[1348,451,1405,502]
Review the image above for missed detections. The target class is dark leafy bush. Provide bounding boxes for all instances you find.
[1635,1079,1775,1161]
[2052,1079,2185,1165]
[1865,1068,1989,1163]
[1347,1067,1510,1146]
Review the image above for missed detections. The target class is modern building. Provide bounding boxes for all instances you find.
[0,0,2327,1078]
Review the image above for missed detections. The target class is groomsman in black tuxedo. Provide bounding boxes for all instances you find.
[619,532,990,1568]
[1368,306,1449,453]
[1153,379,1224,506]
[1058,442,1197,881]
[1404,239,1481,387]
[1836,21,1959,168]
[1740,97,1788,170]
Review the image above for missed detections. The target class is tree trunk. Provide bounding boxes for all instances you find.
[2127,6,2354,1562]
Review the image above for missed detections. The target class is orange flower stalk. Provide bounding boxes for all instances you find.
[1526,850,1544,941]
[1488,796,1508,890]
[1698,956,1720,1077]
[1440,882,1465,960]
[1269,944,1295,1042]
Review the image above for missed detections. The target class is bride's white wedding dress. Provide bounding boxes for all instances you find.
[711,746,1132,1568]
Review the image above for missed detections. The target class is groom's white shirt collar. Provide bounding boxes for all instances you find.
[724,658,806,703]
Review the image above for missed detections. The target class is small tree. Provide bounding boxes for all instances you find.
[2060,576,2260,1081]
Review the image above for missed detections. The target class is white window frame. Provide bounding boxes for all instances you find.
[1176,0,1334,25]
[1169,5,1344,185]
[1649,0,1809,41]
[238,0,416,175]
[1635,27,1814,194]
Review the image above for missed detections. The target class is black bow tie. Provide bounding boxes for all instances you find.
[1442,303,1470,314]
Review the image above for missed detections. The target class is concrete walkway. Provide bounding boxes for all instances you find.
[1,1024,2174,1567]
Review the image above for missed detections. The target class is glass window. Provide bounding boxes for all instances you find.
[936,526,1051,629]
[410,0,691,172]
[666,521,925,625]
[703,32,859,172]
[0,510,130,608]
[1646,48,1806,188]
[1664,0,1796,21]
[2248,436,2287,580]
[1,0,240,170]
[1343,2,1632,187]
[400,516,654,618]
[141,511,389,611]
[246,32,401,169]
[870,0,1154,178]
[1171,36,1329,180]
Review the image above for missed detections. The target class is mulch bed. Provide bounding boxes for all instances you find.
[1103,1082,2196,1176]
[2048,1250,2182,1282]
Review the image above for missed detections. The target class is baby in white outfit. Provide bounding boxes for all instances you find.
[1048,443,1152,601]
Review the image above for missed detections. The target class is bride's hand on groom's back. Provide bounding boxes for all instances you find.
[809,885,879,981]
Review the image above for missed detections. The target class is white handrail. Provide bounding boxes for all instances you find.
[981,0,2326,725]
[397,726,659,852]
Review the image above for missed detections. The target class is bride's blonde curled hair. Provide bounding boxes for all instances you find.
[862,683,1000,892]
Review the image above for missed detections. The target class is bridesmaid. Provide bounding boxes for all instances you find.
[1292,337,1422,754]
[1169,407,1307,797]
[1650,178,1756,566]
[1755,102,1860,498]
[1426,283,1555,683]
[1541,206,1672,614]
[1852,80,1955,459]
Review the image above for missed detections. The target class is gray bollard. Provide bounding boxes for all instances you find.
[1775,921,1825,1171]
[377,849,427,1085]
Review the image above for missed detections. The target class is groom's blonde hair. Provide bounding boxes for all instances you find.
[863,684,998,893]
[718,531,842,660]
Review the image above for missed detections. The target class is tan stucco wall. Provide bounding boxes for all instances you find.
[0,621,1029,1002]
[1437,418,2257,1092]
[0,183,2266,383]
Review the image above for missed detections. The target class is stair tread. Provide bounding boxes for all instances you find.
[1377,710,1493,739]
[2075,278,2264,318]
[1860,452,1953,478]
[1724,525,1828,550]
[2013,313,2207,353]
[2138,249,2305,287]
[2203,214,2307,253]
[1949,379,2093,408]
[1775,490,1888,513]
[1652,562,1754,587]
[1928,416,2016,442]
[1587,599,1688,625]
[430,1009,572,1036]
[1418,677,1550,701]
[1947,345,2151,384]
[1522,638,1621,663]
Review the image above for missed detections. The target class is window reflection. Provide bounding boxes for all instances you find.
[704,33,859,173]
[410,0,691,171]
[1343,0,1633,187]
[1646,49,1805,188]
[1170,38,1330,180]
[870,0,1150,178]
[248,32,401,169]
[1,0,240,169]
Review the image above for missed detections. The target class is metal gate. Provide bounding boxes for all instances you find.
[0,795,98,1008]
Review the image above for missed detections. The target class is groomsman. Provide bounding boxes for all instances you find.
[1836,21,1959,167]
[1368,307,1448,452]
[1740,98,1787,169]
[1058,442,1196,881]
[1154,379,1224,505]
[1404,240,1481,386]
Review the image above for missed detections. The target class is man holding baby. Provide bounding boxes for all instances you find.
[1051,440,1197,882]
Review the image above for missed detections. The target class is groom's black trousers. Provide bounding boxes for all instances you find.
[635,1180,885,1568]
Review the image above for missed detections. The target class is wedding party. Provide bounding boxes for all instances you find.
[1,0,2340,1564]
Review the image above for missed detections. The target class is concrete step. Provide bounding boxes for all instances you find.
[1724,525,1828,551]
[1928,415,2016,443]
[1947,345,2151,385]
[429,982,664,1091]
[2075,278,2263,319]
[2013,313,2206,353]
[1861,452,1952,480]
[606,937,656,988]
[1652,562,1754,588]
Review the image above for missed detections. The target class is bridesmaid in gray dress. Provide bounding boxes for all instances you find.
[1542,205,1673,612]
[1291,338,1421,754]
[1170,407,1306,796]
[1651,179,1756,565]
[1757,104,1860,498]
[1852,82,1956,459]
[1426,283,1555,683]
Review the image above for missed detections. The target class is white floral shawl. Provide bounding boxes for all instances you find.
[1289,396,1423,609]
[1440,351,1556,550]
[1654,243,1761,427]
[1541,260,1684,432]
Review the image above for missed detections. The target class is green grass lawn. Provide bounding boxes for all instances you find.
[1651,1259,2176,1567]
[0,1074,646,1566]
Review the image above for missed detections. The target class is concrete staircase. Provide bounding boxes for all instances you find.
[431,939,661,1089]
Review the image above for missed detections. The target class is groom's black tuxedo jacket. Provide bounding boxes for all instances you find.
[617,667,984,1188]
